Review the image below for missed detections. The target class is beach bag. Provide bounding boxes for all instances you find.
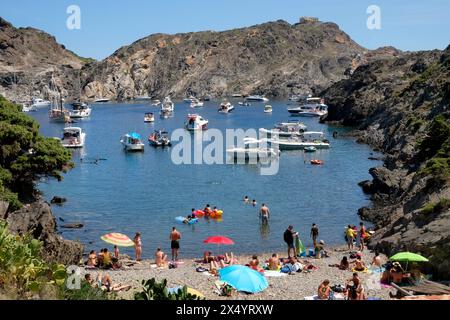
[331,284,345,293]
[280,266,291,273]
[169,262,177,269]
[196,267,207,272]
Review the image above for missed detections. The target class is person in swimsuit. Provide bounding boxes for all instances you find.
[359,222,366,251]
[87,250,98,267]
[310,223,319,248]
[252,199,257,207]
[346,225,356,251]
[113,246,119,259]
[155,248,168,267]
[204,204,212,217]
[268,253,280,270]
[102,248,113,269]
[133,232,142,261]
[318,279,331,300]
[371,250,382,270]
[260,203,270,222]
[351,256,367,271]
[243,196,249,204]
[170,227,181,261]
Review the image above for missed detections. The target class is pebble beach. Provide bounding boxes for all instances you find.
[83,246,394,300]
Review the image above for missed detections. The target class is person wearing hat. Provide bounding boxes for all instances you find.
[315,240,329,259]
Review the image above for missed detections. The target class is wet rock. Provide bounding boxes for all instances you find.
[50,196,67,204]
[60,223,84,229]
[5,202,83,265]
[358,180,375,194]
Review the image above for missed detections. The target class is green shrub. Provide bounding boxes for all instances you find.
[134,278,203,300]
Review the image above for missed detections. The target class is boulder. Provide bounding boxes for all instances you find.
[60,223,84,229]
[358,180,375,194]
[50,196,67,204]
[369,167,400,195]
[5,202,83,265]
[0,201,9,219]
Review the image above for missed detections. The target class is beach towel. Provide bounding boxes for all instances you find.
[264,270,287,277]
[294,235,306,256]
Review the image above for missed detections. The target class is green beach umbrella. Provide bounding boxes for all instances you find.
[389,252,429,262]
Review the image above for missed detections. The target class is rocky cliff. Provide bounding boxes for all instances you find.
[1,201,83,265]
[322,46,450,278]
[0,17,89,103]
[1,16,399,102]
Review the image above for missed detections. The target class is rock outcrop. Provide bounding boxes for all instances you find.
[322,45,450,278]
[2,202,83,266]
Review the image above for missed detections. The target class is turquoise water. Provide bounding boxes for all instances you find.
[30,100,381,258]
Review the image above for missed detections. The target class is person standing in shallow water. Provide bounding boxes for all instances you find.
[133,232,142,261]
[170,227,181,261]
[310,223,319,248]
[260,203,270,222]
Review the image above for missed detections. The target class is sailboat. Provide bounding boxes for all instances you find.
[48,77,70,123]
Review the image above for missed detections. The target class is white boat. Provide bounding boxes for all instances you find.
[259,121,307,138]
[22,104,36,112]
[183,96,196,103]
[226,137,280,161]
[94,98,109,103]
[232,93,242,98]
[185,114,208,131]
[190,98,204,108]
[151,99,161,106]
[134,96,152,101]
[266,131,330,150]
[245,95,269,102]
[144,112,155,122]
[120,132,145,152]
[30,98,51,108]
[161,96,174,112]
[60,127,86,148]
[69,102,92,118]
[264,105,273,113]
[288,97,328,117]
[49,96,70,123]
[238,101,251,106]
[148,130,171,147]
[218,102,234,113]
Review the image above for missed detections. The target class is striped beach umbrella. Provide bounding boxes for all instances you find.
[101,233,135,247]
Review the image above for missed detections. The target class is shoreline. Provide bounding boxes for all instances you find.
[83,245,394,300]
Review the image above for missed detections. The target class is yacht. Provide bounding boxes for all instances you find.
[49,97,70,123]
[190,98,204,108]
[245,95,269,102]
[134,96,152,101]
[161,96,174,112]
[120,132,145,152]
[60,127,86,148]
[30,98,51,108]
[287,97,328,117]
[148,130,171,147]
[144,112,155,123]
[183,96,196,103]
[218,102,234,113]
[232,93,243,98]
[264,105,273,113]
[94,98,109,103]
[226,137,280,162]
[259,121,307,138]
[151,99,161,106]
[266,131,330,150]
[69,102,92,118]
[185,114,208,131]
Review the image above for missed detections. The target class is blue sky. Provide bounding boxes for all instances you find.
[1,0,449,60]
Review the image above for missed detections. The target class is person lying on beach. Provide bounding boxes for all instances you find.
[155,248,168,268]
[268,253,281,270]
[248,255,264,273]
[351,256,367,271]
[282,257,304,273]
[85,273,131,292]
[329,256,350,270]
[87,250,98,267]
[318,279,331,300]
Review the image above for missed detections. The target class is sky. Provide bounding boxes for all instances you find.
[1,0,449,60]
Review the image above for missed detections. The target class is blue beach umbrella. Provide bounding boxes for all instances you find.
[219,265,268,293]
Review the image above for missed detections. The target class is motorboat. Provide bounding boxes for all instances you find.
[183,96,196,103]
[259,121,307,138]
[151,99,161,106]
[161,96,174,112]
[190,98,204,108]
[148,130,171,147]
[310,159,324,165]
[218,102,234,113]
[304,146,317,152]
[60,127,86,148]
[30,98,51,108]
[134,96,152,101]
[185,114,208,131]
[266,131,330,150]
[238,101,251,106]
[232,93,243,98]
[245,95,269,102]
[289,95,302,102]
[226,137,280,162]
[22,104,36,112]
[144,112,155,122]
[94,98,109,103]
[287,97,328,117]
[264,105,273,113]
[120,132,145,152]
[69,102,92,118]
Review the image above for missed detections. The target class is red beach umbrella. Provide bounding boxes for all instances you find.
[203,236,234,245]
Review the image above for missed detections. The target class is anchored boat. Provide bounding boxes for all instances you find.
[60,127,86,148]
[185,114,208,131]
[120,132,145,152]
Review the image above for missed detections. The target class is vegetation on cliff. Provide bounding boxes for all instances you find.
[0,95,72,211]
